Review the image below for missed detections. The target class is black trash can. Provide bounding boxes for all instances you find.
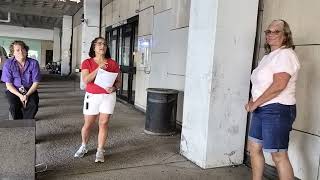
[145,88,179,135]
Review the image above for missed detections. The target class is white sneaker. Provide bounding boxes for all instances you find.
[74,145,88,158]
[95,150,105,163]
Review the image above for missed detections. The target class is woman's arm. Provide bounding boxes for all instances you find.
[114,73,122,89]
[248,72,291,112]
[82,58,109,84]
[81,68,100,84]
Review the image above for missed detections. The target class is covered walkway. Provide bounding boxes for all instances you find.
[0,74,260,179]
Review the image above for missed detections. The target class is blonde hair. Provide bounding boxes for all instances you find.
[264,19,295,54]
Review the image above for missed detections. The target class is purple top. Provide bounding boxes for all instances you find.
[1,57,41,89]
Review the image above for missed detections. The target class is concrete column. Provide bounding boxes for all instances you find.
[53,27,61,62]
[180,0,259,168]
[61,15,72,75]
[80,0,100,89]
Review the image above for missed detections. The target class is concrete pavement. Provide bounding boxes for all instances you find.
[0,74,269,180]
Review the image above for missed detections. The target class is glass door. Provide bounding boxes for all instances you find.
[106,28,120,61]
[105,17,138,104]
[118,22,137,104]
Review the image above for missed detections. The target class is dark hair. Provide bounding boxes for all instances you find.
[9,40,29,57]
[88,37,111,58]
[264,19,295,54]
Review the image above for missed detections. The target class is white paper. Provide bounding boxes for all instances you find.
[94,68,118,88]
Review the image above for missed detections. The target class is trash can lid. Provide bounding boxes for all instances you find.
[147,88,179,94]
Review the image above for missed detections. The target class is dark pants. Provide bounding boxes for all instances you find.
[6,90,39,119]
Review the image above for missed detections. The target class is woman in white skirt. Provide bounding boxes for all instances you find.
[74,37,121,163]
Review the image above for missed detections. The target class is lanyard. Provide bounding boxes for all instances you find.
[18,62,24,88]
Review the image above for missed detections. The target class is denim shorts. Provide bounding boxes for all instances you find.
[248,103,296,152]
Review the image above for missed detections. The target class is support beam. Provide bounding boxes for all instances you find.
[61,15,72,75]
[80,0,101,89]
[0,24,54,40]
[1,22,55,30]
[53,27,61,62]
[0,6,65,17]
[180,0,259,168]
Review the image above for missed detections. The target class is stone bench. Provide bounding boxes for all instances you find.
[0,119,35,180]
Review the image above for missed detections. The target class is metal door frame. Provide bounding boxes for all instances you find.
[105,16,138,104]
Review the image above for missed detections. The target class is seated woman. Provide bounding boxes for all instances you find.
[1,40,41,119]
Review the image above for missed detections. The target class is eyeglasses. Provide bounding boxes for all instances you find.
[95,42,107,46]
[264,30,283,36]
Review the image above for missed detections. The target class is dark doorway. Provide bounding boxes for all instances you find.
[45,50,53,65]
[106,16,138,104]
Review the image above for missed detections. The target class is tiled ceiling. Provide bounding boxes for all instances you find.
[0,0,83,29]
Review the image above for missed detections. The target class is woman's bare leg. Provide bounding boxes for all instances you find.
[249,141,265,180]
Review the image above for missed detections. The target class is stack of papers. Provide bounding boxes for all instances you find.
[94,68,118,88]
